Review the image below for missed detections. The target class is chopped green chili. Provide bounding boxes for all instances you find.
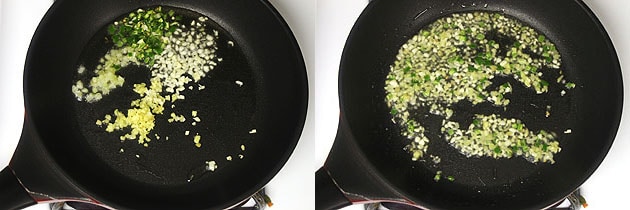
[107,6,180,65]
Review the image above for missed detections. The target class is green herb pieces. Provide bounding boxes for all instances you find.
[434,172,456,182]
[108,6,180,65]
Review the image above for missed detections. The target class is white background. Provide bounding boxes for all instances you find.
[315,0,630,210]
[2,0,630,209]
[0,0,314,209]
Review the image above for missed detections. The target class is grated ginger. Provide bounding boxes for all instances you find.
[99,78,166,143]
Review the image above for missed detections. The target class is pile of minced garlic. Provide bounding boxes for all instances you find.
[385,12,574,164]
[72,7,220,147]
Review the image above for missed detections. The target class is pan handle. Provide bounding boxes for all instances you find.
[316,167,352,210]
[0,166,36,210]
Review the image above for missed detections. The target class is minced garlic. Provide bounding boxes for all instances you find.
[205,160,217,171]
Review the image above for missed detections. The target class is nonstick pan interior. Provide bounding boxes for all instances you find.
[335,0,622,209]
[23,0,307,209]
[72,6,258,187]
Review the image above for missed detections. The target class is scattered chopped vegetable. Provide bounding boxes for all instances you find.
[385,12,571,165]
[442,114,561,163]
[73,7,224,146]
[430,155,441,164]
[434,171,442,182]
[205,160,217,171]
[194,134,201,148]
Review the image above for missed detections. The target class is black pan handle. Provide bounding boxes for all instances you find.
[0,167,36,210]
[316,167,352,210]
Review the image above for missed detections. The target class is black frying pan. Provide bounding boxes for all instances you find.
[0,0,307,209]
[317,0,622,209]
